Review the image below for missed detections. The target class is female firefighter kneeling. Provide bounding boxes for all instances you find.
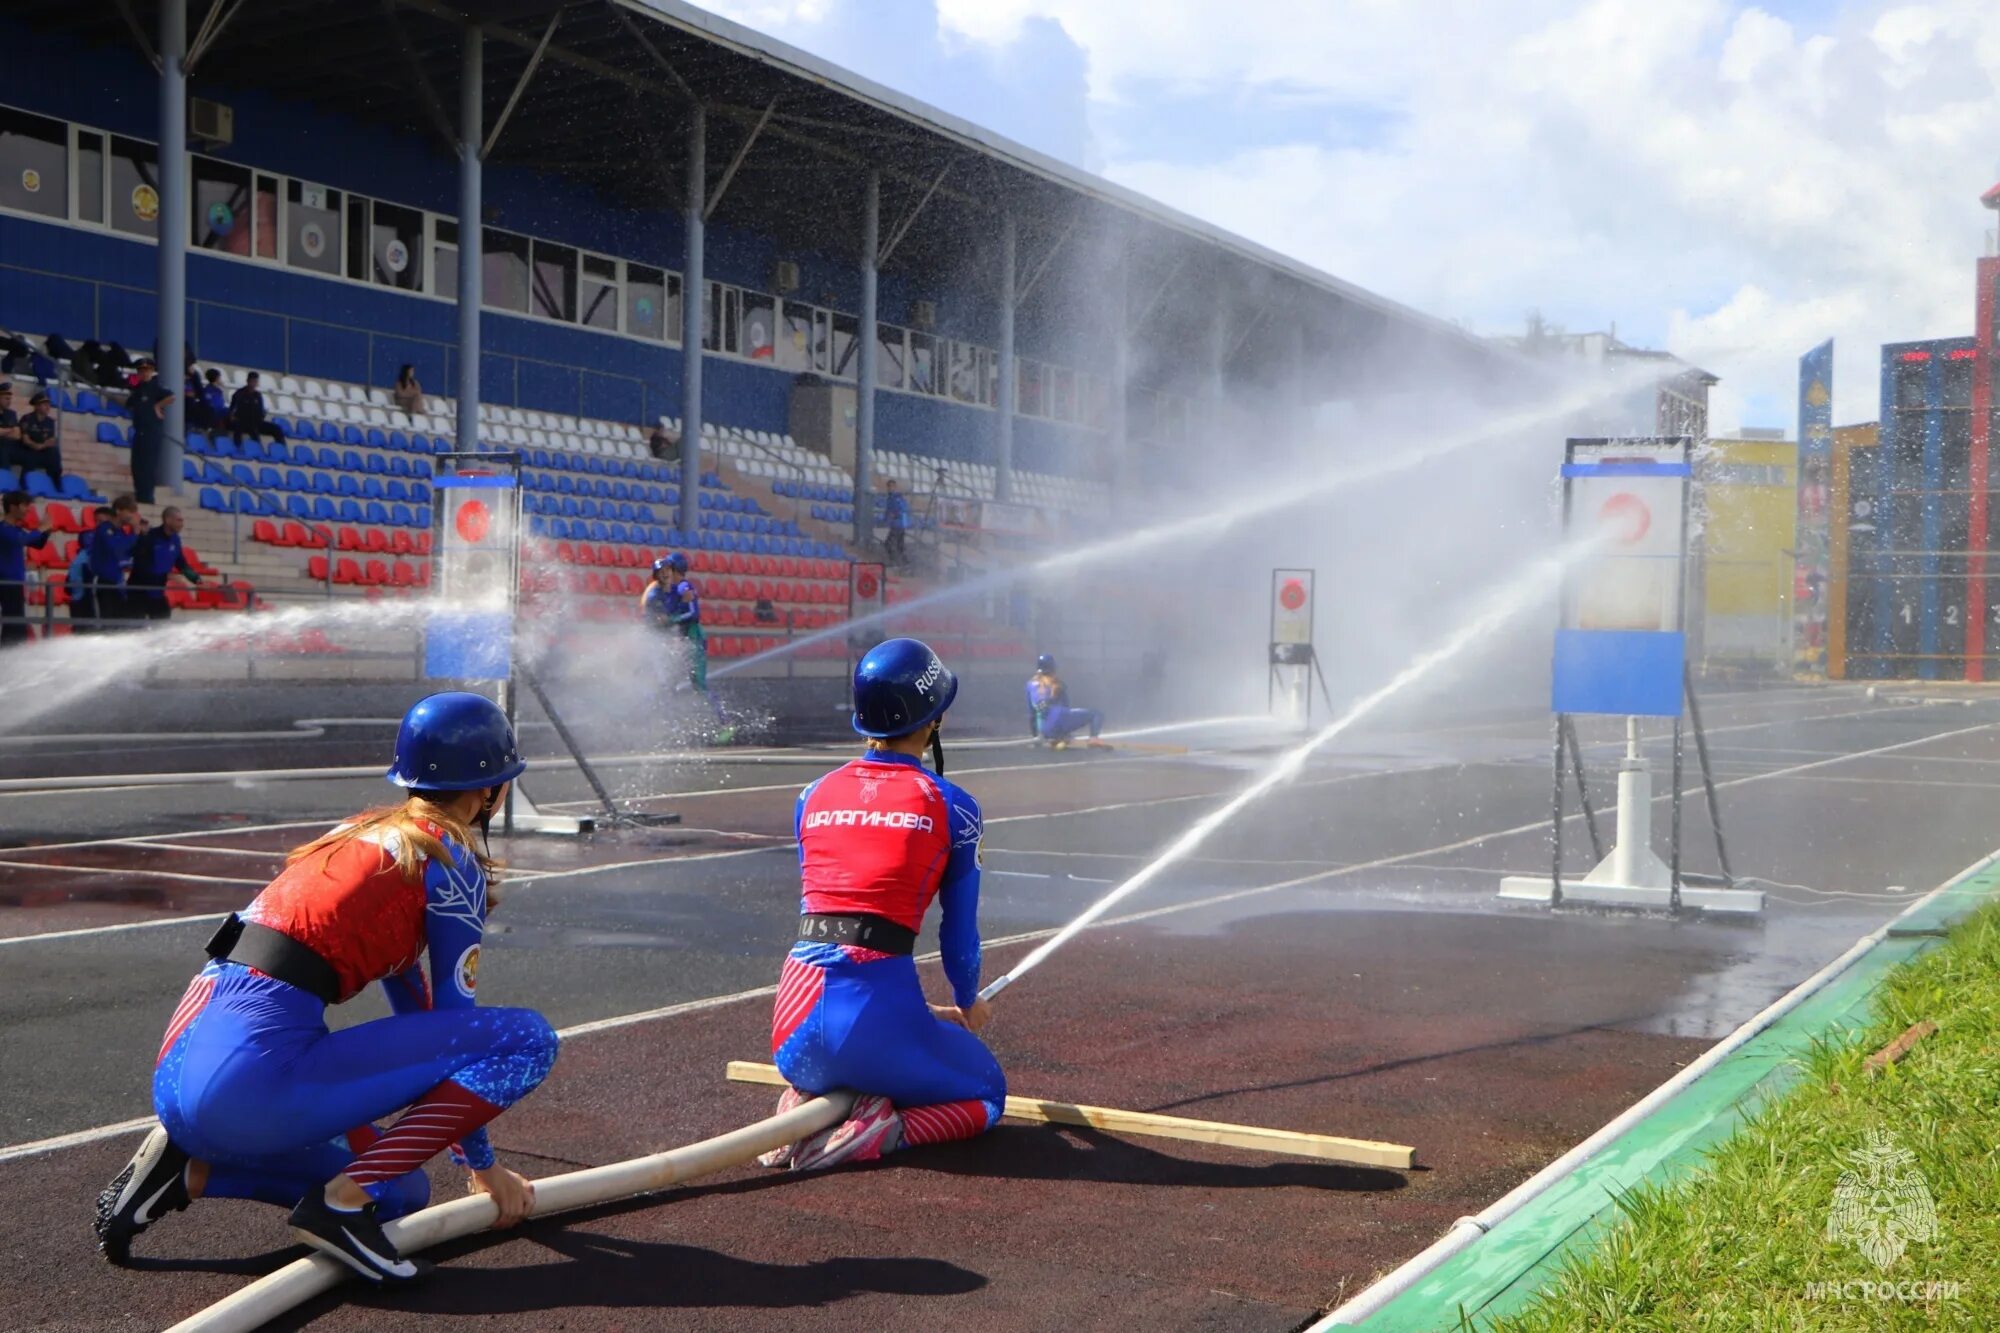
[759,637,1005,1170]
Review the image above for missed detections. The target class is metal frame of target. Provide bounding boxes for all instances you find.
[1498,437,1757,915]
[840,560,889,713]
[427,452,594,837]
[1268,568,1334,727]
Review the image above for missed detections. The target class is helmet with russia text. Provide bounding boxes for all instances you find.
[852,637,957,738]
[386,691,527,790]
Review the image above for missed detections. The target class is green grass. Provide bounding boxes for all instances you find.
[1481,903,2000,1331]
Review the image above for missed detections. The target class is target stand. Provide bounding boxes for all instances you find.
[1269,568,1334,727]
[1498,438,1760,915]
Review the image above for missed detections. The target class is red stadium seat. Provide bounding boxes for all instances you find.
[778,557,799,578]
[391,561,416,587]
[252,518,282,545]
[554,541,575,563]
[417,563,432,588]
[596,544,615,565]
[185,547,218,576]
[45,502,80,533]
[727,554,750,576]
[391,531,414,556]
[307,555,330,581]
[625,573,645,595]
[415,532,433,555]
[364,529,390,554]
[574,544,597,566]
[333,558,362,585]
[337,527,364,551]
[364,559,390,585]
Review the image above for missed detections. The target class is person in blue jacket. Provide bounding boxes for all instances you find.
[95,693,557,1285]
[126,506,202,622]
[641,552,732,742]
[0,489,51,646]
[84,495,143,629]
[1026,654,1106,748]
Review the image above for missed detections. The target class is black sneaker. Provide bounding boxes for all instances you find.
[94,1124,191,1263]
[288,1190,432,1284]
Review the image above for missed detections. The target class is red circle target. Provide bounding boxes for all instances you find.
[1279,579,1308,611]
[1597,493,1651,545]
[455,499,492,544]
[856,572,879,599]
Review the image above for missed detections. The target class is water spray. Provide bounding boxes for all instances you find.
[713,366,1657,682]
[976,546,1579,1003]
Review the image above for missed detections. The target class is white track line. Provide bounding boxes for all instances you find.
[0,860,266,887]
[9,707,1985,1164]
[0,913,231,947]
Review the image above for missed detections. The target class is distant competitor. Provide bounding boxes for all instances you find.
[759,637,1004,1170]
[94,693,558,1284]
[641,552,733,742]
[1026,653,1105,748]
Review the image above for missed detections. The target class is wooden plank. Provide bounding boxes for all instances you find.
[1864,1019,1937,1074]
[725,1061,1414,1169]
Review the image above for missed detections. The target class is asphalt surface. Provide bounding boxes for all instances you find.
[2,680,1997,1329]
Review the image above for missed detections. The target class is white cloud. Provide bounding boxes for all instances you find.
[928,0,2000,431]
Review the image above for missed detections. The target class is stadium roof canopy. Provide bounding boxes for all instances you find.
[41,0,1526,395]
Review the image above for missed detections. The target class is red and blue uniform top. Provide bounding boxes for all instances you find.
[640,578,700,631]
[795,750,984,1007]
[239,823,499,1167]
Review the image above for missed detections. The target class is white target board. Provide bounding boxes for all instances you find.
[426,472,519,680]
[1271,570,1315,645]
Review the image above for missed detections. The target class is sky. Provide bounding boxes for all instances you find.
[698,0,2000,433]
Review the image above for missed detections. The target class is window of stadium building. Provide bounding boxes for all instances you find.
[0,108,67,220]
[0,101,1107,427]
[284,179,341,275]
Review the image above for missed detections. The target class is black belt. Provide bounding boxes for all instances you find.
[204,913,343,1005]
[797,912,916,956]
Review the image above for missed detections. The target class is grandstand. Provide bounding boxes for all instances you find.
[0,1,1517,677]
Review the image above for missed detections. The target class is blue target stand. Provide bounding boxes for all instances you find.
[429,455,593,837]
[1499,438,1760,914]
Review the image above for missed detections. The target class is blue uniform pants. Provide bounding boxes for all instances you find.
[153,962,556,1216]
[1041,704,1103,740]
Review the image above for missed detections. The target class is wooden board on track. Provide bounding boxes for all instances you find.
[725,1060,1413,1169]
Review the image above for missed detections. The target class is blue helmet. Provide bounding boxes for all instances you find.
[654,552,688,574]
[853,637,957,738]
[1036,653,1056,673]
[386,691,527,791]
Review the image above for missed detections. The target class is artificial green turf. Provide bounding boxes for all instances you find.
[1484,903,2000,1331]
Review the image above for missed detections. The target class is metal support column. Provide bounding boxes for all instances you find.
[157,0,188,489]
[854,168,879,547]
[454,30,482,458]
[995,212,1017,503]
[679,104,706,538]
[1109,242,1130,502]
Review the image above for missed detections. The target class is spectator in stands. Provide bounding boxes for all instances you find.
[127,505,201,622]
[881,478,910,563]
[86,494,144,627]
[124,359,173,505]
[17,391,61,484]
[392,364,424,417]
[648,419,678,462]
[66,513,108,634]
[0,490,50,647]
[228,371,285,447]
[186,368,228,432]
[0,384,21,471]
[0,333,30,376]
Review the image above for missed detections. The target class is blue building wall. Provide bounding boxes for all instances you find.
[0,17,1105,473]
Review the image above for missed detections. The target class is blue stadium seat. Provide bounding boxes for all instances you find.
[270,417,295,439]
[413,460,432,479]
[608,522,629,543]
[257,491,283,516]
[96,422,126,447]
[528,516,548,537]
[388,431,410,452]
[364,453,389,476]
[389,456,412,478]
[559,497,580,518]
[339,450,363,472]
[24,472,57,499]
[76,389,104,414]
[311,471,336,494]
[386,480,410,502]
[258,466,283,490]
[366,428,389,450]
[341,425,366,446]
[362,477,386,500]
[182,459,201,483]
[283,468,307,491]
[312,496,338,521]
[199,487,226,512]
[390,504,415,527]
[549,517,571,540]
[338,498,364,522]
[531,449,550,468]
[287,495,312,520]
[365,501,390,525]
[411,482,429,504]
[238,439,266,464]
[210,435,239,460]
[647,526,666,544]
[337,475,362,497]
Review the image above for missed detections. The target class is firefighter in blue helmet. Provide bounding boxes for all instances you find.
[97,692,556,1284]
[1026,653,1105,749]
[757,637,1004,1172]
[641,553,732,743]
